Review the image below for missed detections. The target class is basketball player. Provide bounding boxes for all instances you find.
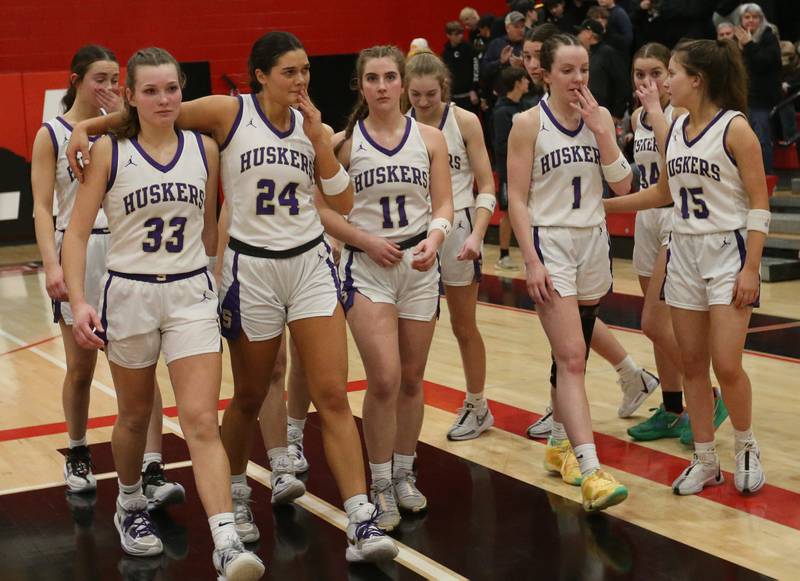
[31,45,183,508]
[61,48,264,579]
[405,51,496,441]
[507,34,630,512]
[605,39,768,496]
[319,45,453,531]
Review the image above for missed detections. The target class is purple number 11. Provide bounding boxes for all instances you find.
[380,195,409,229]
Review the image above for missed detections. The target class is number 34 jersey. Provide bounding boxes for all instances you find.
[104,130,209,274]
[220,95,323,251]
[666,110,748,235]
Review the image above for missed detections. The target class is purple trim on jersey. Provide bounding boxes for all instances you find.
[540,100,583,137]
[733,229,761,308]
[436,256,443,319]
[52,298,62,324]
[532,226,544,264]
[194,131,209,175]
[97,274,113,344]
[463,207,482,283]
[43,122,58,155]
[639,109,652,132]
[358,117,412,157]
[106,135,118,192]
[664,117,679,155]
[56,116,100,142]
[721,113,744,167]
[660,233,671,301]
[131,129,184,173]
[220,252,242,340]
[438,103,450,131]
[681,108,726,148]
[341,250,357,312]
[322,240,342,296]
[252,93,295,139]
[219,95,244,151]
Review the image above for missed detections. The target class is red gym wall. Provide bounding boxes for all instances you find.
[0,0,505,161]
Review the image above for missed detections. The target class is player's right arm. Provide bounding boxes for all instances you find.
[31,126,66,301]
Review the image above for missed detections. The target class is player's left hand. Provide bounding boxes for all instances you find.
[95,87,122,113]
[411,238,438,271]
[571,85,605,135]
[457,233,481,261]
[732,267,759,308]
[297,90,326,144]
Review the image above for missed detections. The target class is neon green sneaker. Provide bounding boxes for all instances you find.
[627,406,688,441]
[680,396,729,447]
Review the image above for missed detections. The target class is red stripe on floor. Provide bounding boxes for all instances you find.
[0,335,59,357]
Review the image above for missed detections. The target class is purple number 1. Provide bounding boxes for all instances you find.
[571,176,581,209]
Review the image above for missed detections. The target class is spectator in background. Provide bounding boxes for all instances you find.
[409,38,430,57]
[717,21,735,40]
[630,0,716,49]
[736,2,782,173]
[777,40,800,145]
[460,6,480,35]
[597,0,633,55]
[514,0,541,33]
[521,23,559,105]
[576,19,631,120]
[481,11,526,89]
[544,0,577,34]
[443,21,480,112]
[587,6,629,58]
[493,66,530,270]
[570,0,594,24]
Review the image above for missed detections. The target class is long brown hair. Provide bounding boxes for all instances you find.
[115,47,185,140]
[340,45,406,145]
[403,49,451,112]
[62,45,117,112]
[672,39,748,113]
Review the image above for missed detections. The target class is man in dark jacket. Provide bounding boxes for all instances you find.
[443,21,479,112]
[576,19,630,120]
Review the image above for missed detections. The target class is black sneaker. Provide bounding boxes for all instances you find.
[142,462,185,511]
[64,445,97,493]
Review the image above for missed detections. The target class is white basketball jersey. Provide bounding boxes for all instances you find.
[529,100,604,227]
[348,117,431,241]
[633,104,673,190]
[438,104,474,211]
[666,110,748,234]
[103,130,208,274]
[43,117,107,231]
[220,95,323,250]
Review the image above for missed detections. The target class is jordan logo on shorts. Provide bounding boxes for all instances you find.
[722,237,730,247]
[124,156,137,168]
[457,221,464,230]
[201,289,214,303]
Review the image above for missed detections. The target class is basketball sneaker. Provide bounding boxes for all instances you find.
[287,426,309,473]
[526,406,553,439]
[393,470,427,513]
[617,369,660,418]
[64,445,97,493]
[270,456,306,505]
[627,406,688,441]
[543,437,582,486]
[142,462,186,510]
[345,503,399,563]
[447,400,494,441]
[734,441,765,495]
[114,498,163,557]
[232,484,260,543]
[495,255,519,271]
[679,396,729,447]
[369,479,400,532]
[581,470,628,512]
[672,454,724,495]
[212,538,265,581]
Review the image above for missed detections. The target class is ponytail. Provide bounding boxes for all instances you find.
[673,39,748,113]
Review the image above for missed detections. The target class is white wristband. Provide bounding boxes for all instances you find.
[601,152,632,183]
[207,255,217,272]
[746,209,770,234]
[428,217,452,238]
[320,164,351,196]
[475,193,497,214]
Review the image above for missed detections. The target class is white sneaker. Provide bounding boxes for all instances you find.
[526,406,553,439]
[270,456,306,505]
[213,538,265,581]
[114,498,163,557]
[618,369,660,418]
[447,400,494,441]
[735,441,765,495]
[142,462,186,510]
[64,446,97,493]
[232,484,260,543]
[393,470,427,513]
[672,454,724,495]
[287,426,309,473]
[369,479,400,532]
[495,255,519,271]
[345,503,399,563]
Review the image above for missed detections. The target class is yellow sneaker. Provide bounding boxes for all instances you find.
[543,438,583,486]
[581,470,628,512]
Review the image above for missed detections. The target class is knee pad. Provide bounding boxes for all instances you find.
[578,305,600,360]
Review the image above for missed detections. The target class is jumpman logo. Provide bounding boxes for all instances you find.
[201,289,214,303]
[357,143,367,152]
[124,156,137,167]
[246,118,257,128]
[457,221,465,230]
[722,237,730,248]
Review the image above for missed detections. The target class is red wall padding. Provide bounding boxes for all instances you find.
[0,73,27,159]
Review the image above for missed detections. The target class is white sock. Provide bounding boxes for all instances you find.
[231,472,248,488]
[68,437,87,449]
[466,391,484,406]
[614,355,639,383]
[209,512,238,550]
[369,461,392,483]
[573,443,600,477]
[142,452,162,472]
[694,440,718,463]
[288,416,306,431]
[343,494,369,519]
[551,421,568,442]
[267,446,289,468]
[392,453,415,477]
[117,478,145,510]
[734,429,756,454]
